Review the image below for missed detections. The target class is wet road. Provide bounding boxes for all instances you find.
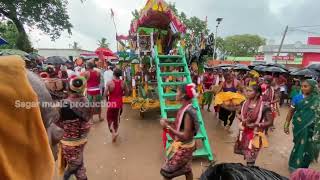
[54,105,320,180]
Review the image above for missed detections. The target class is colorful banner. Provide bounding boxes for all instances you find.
[255,55,295,61]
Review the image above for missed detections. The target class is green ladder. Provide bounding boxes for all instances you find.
[154,46,214,161]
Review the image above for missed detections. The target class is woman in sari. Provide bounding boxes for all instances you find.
[56,75,92,180]
[160,83,199,180]
[234,85,273,166]
[289,80,301,101]
[284,79,320,172]
[219,73,240,129]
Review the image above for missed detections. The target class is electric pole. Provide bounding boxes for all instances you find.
[276,25,289,64]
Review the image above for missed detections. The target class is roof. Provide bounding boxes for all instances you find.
[38,48,94,52]
[259,44,320,53]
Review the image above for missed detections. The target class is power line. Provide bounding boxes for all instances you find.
[288,28,320,35]
[290,25,320,28]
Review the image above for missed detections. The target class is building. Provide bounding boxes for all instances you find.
[259,37,320,67]
[37,48,95,61]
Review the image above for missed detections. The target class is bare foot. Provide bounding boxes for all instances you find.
[112,133,119,143]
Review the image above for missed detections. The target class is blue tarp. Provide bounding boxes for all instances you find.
[0,37,8,46]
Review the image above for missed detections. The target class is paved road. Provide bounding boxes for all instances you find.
[54,105,320,179]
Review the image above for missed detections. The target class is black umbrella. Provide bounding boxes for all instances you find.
[204,64,213,69]
[253,65,267,71]
[44,56,70,65]
[290,68,320,77]
[234,64,250,71]
[266,63,287,69]
[262,66,288,73]
[307,64,320,71]
[288,67,300,72]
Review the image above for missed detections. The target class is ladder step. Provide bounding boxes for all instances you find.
[158,55,183,59]
[162,82,188,87]
[193,147,210,157]
[164,105,181,111]
[158,63,185,67]
[195,131,206,140]
[160,72,188,76]
[163,93,177,98]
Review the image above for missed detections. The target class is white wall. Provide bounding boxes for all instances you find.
[38,49,94,59]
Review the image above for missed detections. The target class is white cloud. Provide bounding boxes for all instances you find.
[29,0,319,51]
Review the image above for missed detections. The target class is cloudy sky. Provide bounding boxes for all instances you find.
[29,0,320,51]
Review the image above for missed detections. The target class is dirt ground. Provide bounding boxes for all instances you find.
[54,105,320,180]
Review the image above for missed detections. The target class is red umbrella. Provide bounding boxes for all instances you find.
[95,47,114,56]
[95,48,115,68]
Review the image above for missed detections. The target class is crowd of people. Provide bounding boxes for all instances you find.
[0,54,319,180]
[29,57,129,179]
[187,67,320,178]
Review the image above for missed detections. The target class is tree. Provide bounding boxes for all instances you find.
[72,42,80,49]
[0,1,73,52]
[131,9,140,21]
[223,34,266,57]
[97,38,109,48]
[167,3,208,48]
[0,21,18,49]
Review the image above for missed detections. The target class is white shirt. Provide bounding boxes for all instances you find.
[66,69,76,78]
[74,66,85,76]
[103,69,114,87]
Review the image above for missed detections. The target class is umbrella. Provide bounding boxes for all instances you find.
[266,63,287,69]
[217,64,235,68]
[253,65,267,71]
[204,64,213,69]
[262,66,288,73]
[0,49,29,57]
[234,64,250,71]
[0,49,31,61]
[95,47,114,57]
[0,37,8,46]
[44,56,70,65]
[307,64,320,71]
[288,67,300,72]
[131,58,140,64]
[26,52,44,61]
[290,68,320,77]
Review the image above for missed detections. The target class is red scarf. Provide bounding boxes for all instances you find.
[241,97,264,124]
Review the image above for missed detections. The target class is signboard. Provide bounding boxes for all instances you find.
[255,55,295,61]
[255,55,265,61]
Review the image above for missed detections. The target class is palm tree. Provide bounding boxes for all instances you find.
[72,41,80,49]
[97,38,109,48]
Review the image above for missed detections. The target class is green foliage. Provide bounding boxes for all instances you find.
[0,21,33,52]
[97,38,109,48]
[223,34,266,57]
[131,9,140,21]
[0,21,18,49]
[0,0,73,52]
[16,33,33,52]
[168,3,208,47]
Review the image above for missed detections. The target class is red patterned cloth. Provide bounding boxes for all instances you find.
[291,168,320,180]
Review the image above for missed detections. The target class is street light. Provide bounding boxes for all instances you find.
[213,17,223,60]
